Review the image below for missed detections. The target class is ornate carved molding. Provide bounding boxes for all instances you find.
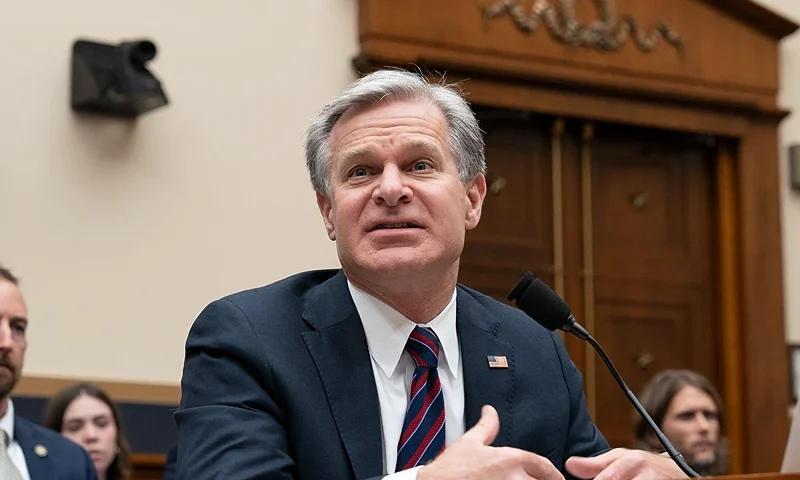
[481,0,684,55]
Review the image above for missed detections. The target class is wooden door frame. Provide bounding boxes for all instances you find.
[354,58,790,473]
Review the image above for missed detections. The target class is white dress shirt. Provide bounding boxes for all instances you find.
[0,400,32,480]
[348,281,465,479]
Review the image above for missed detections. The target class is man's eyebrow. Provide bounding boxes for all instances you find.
[336,139,445,167]
[10,316,28,325]
[337,145,374,167]
[401,139,444,156]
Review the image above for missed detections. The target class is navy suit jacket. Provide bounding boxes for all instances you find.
[163,445,177,480]
[15,415,97,480]
[175,269,609,479]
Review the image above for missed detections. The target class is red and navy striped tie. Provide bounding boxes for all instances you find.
[396,326,446,471]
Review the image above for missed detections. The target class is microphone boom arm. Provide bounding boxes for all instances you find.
[580,323,700,478]
[507,272,701,478]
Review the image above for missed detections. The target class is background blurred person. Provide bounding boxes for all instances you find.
[44,383,131,480]
[635,369,728,476]
[0,264,97,480]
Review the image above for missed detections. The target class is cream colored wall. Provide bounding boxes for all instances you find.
[751,0,800,343]
[0,1,356,385]
[6,0,800,388]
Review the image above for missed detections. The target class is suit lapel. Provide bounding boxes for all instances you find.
[15,416,49,480]
[457,288,516,447]
[301,271,383,479]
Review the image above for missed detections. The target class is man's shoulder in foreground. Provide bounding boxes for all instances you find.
[15,415,97,479]
[187,268,349,343]
[219,268,342,310]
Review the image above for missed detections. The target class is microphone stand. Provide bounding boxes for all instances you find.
[584,328,700,478]
[508,274,702,478]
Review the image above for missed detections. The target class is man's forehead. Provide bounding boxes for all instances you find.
[670,386,718,411]
[331,99,446,140]
[337,136,444,159]
[0,280,27,315]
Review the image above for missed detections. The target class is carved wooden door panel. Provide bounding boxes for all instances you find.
[589,123,718,448]
[458,110,720,449]
[459,108,556,301]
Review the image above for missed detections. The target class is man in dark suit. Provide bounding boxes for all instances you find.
[175,70,687,480]
[0,265,97,480]
[162,445,176,480]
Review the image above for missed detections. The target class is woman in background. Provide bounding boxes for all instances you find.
[43,383,132,480]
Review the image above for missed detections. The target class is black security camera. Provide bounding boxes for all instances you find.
[71,38,168,117]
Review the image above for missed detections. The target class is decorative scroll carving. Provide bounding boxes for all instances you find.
[481,0,684,55]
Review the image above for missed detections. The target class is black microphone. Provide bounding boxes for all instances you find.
[507,272,701,478]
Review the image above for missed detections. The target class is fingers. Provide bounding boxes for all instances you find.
[567,449,679,480]
[565,448,630,479]
[591,455,641,480]
[518,450,565,480]
[459,405,500,446]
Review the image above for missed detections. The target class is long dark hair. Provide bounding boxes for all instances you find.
[43,383,132,480]
[634,369,728,476]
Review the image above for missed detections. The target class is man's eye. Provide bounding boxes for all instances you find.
[412,162,429,171]
[351,167,368,177]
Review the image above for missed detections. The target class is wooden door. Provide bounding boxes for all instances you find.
[458,109,720,449]
[588,123,718,448]
[460,108,555,302]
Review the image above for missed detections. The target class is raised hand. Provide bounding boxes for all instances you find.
[418,405,566,480]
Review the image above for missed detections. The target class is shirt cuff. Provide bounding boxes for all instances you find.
[384,466,423,480]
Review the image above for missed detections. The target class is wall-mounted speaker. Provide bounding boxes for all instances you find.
[71,38,168,117]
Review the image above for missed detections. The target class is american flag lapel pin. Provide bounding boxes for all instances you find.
[487,355,508,369]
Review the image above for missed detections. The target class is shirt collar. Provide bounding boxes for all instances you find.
[348,280,459,379]
[0,399,15,442]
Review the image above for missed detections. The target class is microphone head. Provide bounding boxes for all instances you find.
[507,272,572,332]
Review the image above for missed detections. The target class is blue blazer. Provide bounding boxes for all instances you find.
[15,415,97,480]
[175,269,609,479]
[163,445,177,480]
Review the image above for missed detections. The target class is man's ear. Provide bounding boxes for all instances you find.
[465,174,487,230]
[316,192,336,241]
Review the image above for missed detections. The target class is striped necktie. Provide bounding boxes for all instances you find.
[395,326,446,471]
[0,430,23,480]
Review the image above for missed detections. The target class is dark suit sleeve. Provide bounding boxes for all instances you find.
[551,332,611,463]
[85,452,99,480]
[174,298,295,479]
[162,445,177,480]
[76,444,98,480]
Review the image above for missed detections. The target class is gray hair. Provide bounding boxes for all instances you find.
[304,70,486,196]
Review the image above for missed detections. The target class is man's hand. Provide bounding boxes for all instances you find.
[566,448,689,480]
[418,405,565,480]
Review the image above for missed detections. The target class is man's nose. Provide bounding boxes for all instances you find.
[0,321,13,351]
[374,166,412,206]
[695,412,711,432]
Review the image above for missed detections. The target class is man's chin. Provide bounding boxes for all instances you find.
[0,376,19,399]
[353,250,439,273]
[687,452,716,469]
